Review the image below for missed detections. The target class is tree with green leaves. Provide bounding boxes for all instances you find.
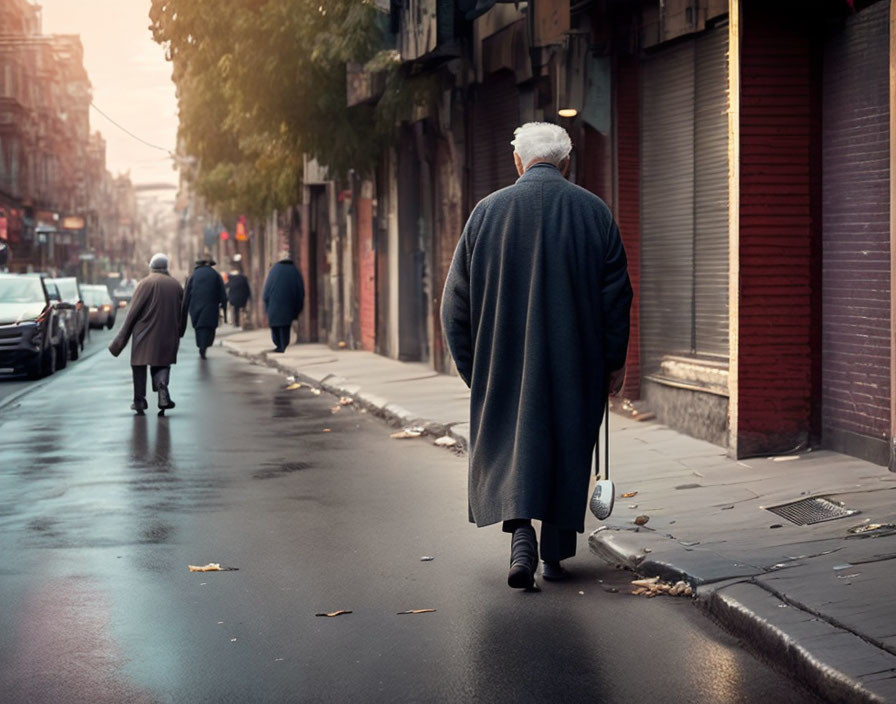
[150,0,405,219]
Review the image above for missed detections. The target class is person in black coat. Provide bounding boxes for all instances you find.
[262,251,305,352]
[441,122,632,590]
[182,254,227,359]
[226,265,251,329]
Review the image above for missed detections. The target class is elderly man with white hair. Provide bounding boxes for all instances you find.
[109,252,186,415]
[441,122,632,590]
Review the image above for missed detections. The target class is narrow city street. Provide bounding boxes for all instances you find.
[0,344,822,704]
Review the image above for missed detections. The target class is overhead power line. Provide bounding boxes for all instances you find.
[89,102,173,154]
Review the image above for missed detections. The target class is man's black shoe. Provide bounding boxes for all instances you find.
[130,398,148,416]
[507,525,538,589]
[542,561,571,581]
[158,383,176,410]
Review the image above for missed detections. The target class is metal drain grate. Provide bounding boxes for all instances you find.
[765,497,858,526]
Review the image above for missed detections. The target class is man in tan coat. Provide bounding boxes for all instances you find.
[109,253,186,415]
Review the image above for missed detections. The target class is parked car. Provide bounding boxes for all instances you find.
[82,284,117,329]
[0,274,69,378]
[113,279,136,308]
[41,281,72,369]
[48,276,87,359]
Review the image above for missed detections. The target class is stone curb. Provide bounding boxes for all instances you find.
[221,340,469,451]
[589,527,894,704]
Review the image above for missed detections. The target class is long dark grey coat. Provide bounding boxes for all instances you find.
[262,260,305,327]
[441,163,632,533]
[183,264,227,329]
[109,271,185,366]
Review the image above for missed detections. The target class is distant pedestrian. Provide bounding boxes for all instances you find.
[182,253,227,359]
[262,251,304,353]
[441,122,632,590]
[108,252,185,415]
[226,265,251,329]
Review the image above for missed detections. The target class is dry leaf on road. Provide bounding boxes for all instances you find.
[315,610,352,617]
[634,515,650,526]
[621,491,638,498]
[397,609,436,615]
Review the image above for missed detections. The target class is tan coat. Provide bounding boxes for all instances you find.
[109,272,185,366]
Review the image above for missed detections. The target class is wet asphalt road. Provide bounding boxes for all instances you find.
[0,343,824,704]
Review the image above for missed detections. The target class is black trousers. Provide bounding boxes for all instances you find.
[502,520,578,563]
[194,326,216,352]
[270,325,291,352]
[132,365,170,402]
[232,305,243,328]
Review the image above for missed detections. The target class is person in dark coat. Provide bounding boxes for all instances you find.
[226,263,251,329]
[109,252,185,415]
[262,251,305,353]
[441,122,632,590]
[182,253,227,359]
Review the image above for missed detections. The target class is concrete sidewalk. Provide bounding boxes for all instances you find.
[221,330,896,703]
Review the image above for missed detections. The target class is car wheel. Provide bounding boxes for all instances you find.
[41,345,56,377]
[69,337,80,361]
[56,337,68,369]
[27,351,43,380]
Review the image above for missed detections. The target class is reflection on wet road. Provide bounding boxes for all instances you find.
[0,345,823,703]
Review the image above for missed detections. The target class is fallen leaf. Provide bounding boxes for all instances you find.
[285,382,303,391]
[315,610,352,617]
[330,405,342,414]
[391,427,424,439]
[634,515,650,526]
[338,397,354,406]
[322,428,332,433]
[420,556,435,561]
[310,388,321,396]
[621,491,638,498]
[434,436,457,447]
[397,609,436,615]
[189,563,221,572]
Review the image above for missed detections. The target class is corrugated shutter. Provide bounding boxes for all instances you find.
[822,0,890,456]
[471,71,520,206]
[640,40,695,374]
[694,28,729,358]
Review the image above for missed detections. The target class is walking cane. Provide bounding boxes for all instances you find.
[589,396,615,520]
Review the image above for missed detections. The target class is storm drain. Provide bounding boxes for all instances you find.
[765,497,858,526]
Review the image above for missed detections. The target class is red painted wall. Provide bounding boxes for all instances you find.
[737,6,819,456]
[357,195,376,352]
[615,55,642,400]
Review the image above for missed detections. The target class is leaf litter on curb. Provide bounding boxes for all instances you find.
[315,610,352,617]
[634,515,650,526]
[629,577,693,598]
[621,491,638,498]
[434,436,457,447]
[397,609,436,615]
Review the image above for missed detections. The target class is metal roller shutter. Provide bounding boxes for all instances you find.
[822,0,890,461]
[640,40,696,375]
[641,27,729,379]
[471,70,521,206]
[694,28,729,358]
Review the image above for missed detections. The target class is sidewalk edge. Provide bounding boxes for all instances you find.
[222,341,469,451]
[589,527,892,704]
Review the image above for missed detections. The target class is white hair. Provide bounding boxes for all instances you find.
[149,252,169,271]
[511,122,572,168]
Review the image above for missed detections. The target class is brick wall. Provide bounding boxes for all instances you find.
[736,5,818,456]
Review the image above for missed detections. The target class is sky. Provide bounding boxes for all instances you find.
[37,0,179,192]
